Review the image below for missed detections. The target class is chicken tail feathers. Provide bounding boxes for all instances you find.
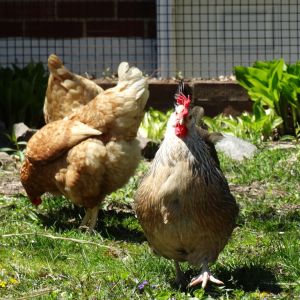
[48,54,72,80]
[117,62,144,82]
[118,62,148,103]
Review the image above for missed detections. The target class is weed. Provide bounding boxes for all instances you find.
[0,130,27,162]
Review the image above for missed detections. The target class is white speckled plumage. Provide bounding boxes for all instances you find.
[135,86,239,288]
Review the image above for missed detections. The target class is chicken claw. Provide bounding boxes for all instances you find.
[188,265,224,288]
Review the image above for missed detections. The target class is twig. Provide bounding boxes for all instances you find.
[0,288,56,300]
[1,232,119,251]
[0,204,15,210]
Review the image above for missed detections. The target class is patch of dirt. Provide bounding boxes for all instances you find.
[278,203,300,213]
[229,181,288,200]
[0,141,298,198]
[0,155,25,196]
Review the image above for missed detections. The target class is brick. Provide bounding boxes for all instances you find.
[86,20,145,37]
[193,82,249,102]
[0,1,55,19]
[57,1,114,19]
[146,80,178,112]
[193,82,251,116]
[146,20,156,38]
[24,21,83,38]
[194,100,252,117]
[0,21,23,37]
[118,1,155,19]
[94,79,253,116]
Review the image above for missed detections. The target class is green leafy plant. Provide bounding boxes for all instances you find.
[0,130,27,162]
[139,108,172,143]
[0,62,48,133]
[235,58,300,136]
[203,104,282,144]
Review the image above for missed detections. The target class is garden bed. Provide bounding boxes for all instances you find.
[95,79,252,116]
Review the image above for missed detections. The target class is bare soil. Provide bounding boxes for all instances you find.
[0,167,25,196]
[0,141,297,199]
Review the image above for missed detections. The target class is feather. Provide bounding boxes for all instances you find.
[26,120,102,163]
[44,54,103,123]
[21,61,149,231]
[215,133,257,161]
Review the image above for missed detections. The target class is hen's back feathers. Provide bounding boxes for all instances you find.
[68,62,149,139]
[26,120,102,163]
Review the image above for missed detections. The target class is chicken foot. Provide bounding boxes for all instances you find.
[188,263,224,288]
[80,206,100,230]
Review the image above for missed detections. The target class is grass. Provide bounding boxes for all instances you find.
[0,145,299,299]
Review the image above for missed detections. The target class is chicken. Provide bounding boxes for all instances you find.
[21,62,149,230]
[194,106,257,161]
[181,83,257,162]
[44,54,103,123]
[134,82,239,288]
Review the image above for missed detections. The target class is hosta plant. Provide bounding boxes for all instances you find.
[138,108,172,143]
[203,102,282,144]
[234,58,300,136]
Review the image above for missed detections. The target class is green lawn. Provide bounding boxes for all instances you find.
[0,145,299,299]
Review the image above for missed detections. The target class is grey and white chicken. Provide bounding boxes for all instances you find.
[134,82,239,288]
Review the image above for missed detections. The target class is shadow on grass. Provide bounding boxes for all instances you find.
[238,207,300,232]
[218,265,282,293]
[181,265,282,297]
[95,210,146,243]
[38,206,146,243]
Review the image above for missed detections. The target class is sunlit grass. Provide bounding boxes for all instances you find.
[0,145,299,299]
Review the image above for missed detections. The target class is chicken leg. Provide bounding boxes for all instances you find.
[80,206,100,230]
[188,262,224,288]
[174,261,186,286]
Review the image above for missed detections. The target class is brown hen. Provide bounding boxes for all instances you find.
[134,82,239,288]
[21,62,149,229]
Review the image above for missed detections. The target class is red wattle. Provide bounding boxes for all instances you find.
[31,197,42,206]
[175,124,188,137]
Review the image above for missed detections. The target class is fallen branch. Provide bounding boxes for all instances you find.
[0,288,57,300]
[1,232,119,251]
[0,204,15,210]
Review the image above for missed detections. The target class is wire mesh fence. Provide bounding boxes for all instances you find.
[0,0,299,79]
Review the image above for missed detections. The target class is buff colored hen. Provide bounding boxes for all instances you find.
[134,82,239,288]
[44,54,103,123]
[21,62,149,229]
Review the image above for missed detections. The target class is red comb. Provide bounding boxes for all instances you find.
[176,93,191,108]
